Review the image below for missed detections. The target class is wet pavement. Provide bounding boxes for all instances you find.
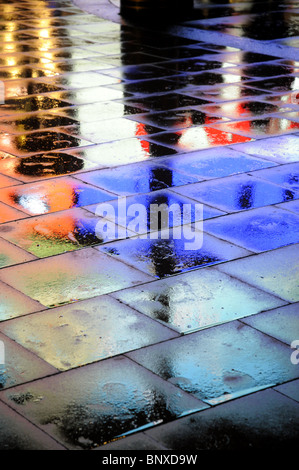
[0,0,298,451]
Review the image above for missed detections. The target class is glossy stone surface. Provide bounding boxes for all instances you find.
[146,128,252,152]
[211,117,299,138]
[0,151,98,182]
[97,231,250,278]
[172,174,297,213]
[249,162,299,192]
[0,208,136,257]
[204,206,299,252]
[1,295,178,371]
[0,248,153,307]
[218,244,299,302]
[127,321,299,404]
[233,135,299,163]
[112,267,285,333]
[1,357,207,449]
[156,146,276,180]
[0,281,44,322]
[86,188,224,235]
[0,237,36,267]
[0,202,27,223]
[0,332,57,389]
[0,177,116,215]
[0,401,65,450]
[143,389,299,450]
[242,303,299,346]
[74,162,200,195]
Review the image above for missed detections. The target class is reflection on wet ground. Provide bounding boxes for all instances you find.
[0,0,298,451]
[187,3,299,41]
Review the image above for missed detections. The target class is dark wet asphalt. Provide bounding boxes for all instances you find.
[0,0,298,451]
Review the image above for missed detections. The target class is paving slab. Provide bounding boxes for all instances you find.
[0,280,45,322]
[143,389,299,450]
[127,321,299,405]
[0,248,153,308]
[0,401,66,450]
[0,295,178,371]
[217,244,299,302]
[204,206,299,252]
[0,332,57,389]
[241,302,299,346]
[171,173,298,213]
[0,207,135,258]
[0,357,208,449]
[111,266,286,333]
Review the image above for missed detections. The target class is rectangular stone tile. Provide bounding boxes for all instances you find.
[243,76,299,93]
[0,208,135,258]
[217,244,299,302]
[50,101,143,123]
[86,189,224,233]
[111,266,286,334]
[127,109,227,130]
[242,303,299,346]
[0,67,50,81]
[0,202,27,223]
[238,61,295,79]
[0,332,57,389]
[209,117,299,138]
[0,401,66,450]
[0,131,93,157]
[65,118,164,144]
[231,134,299,164]
[103,64,179,82]
[0,281,44,322]
[0,237,36,267]
[144,389,299,450]
[0,174,22,188]
[144,128,252,152]
[157,146,277,180]
[249,162,299,193]
[278,111,299,123]
[275,199,299,214]
[43,71,120,89]
[201,100,291,119]
[96,230,251,278]
[204,206,299,252]
[47,86,126,105]
[275,379,299,403]
[0,357,208,449]
[3,79,64,99]
[0,151,103,183]
[1,95,71,114]
[65,139,177,168]
[74,161,200,196]
[127,321,299,405]
[0,295,178,371]
[171,174,296,213]
[0,113,79,135]
[0,177,116,216]
[0,248,153,308]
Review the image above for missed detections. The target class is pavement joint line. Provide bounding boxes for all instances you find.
[0,397,69,450]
